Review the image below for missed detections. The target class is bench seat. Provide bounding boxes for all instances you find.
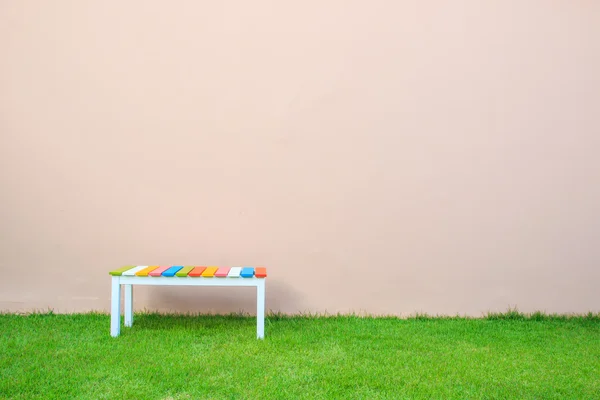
[109,265,267,338]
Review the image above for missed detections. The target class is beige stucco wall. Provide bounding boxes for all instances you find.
[1,1,599,316]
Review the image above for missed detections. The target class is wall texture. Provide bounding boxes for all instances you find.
[1,1,599,316]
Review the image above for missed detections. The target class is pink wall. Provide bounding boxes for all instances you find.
[1,1,599,316]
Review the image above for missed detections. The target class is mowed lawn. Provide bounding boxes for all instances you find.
[1,312,599,399]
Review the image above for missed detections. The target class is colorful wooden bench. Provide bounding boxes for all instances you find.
[109,266,267,338]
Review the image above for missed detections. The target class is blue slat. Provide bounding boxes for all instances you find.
[240,267,255,278]
[162,266,184,277]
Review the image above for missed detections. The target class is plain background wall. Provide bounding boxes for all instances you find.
[1,1,599,316]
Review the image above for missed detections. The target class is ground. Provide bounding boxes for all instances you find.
[1,312,599,399]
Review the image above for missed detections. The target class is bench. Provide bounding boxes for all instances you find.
[109,266,267,338]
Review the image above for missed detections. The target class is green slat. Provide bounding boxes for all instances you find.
[109,266,136,276]
[176,266,195,277]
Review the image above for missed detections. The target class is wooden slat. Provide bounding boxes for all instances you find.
[188,267,207,277]
[201,267,218,277]
[240,267,255,278]
[136,266,159,277]
[122,266,147,276]
[215,267,231,277]
[175,266,195,277]
[255,267,267,278]
[149,266,170,277]
[109,266,136,276]
[162,266,183,277]
[227,267,242,278]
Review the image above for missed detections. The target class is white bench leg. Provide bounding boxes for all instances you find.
[124,284,133,327]
[256,279,265,339]
[110,276,121,337]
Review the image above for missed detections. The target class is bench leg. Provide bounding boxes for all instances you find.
[256,279,265,339]
[124,284,133,327]
[110,276,121,337]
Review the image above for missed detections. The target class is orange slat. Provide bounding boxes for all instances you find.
[255,267,267,278]
[188,266,207,277]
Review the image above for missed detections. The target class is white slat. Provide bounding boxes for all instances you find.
[228,267,242,278]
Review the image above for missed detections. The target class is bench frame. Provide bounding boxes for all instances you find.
[110,275,266,338]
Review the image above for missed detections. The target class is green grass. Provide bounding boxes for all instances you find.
[1,312,599,399]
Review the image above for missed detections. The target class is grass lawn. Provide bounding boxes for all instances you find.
[1,312,599,399]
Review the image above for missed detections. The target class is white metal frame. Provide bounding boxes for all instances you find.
[110,276,266,339]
